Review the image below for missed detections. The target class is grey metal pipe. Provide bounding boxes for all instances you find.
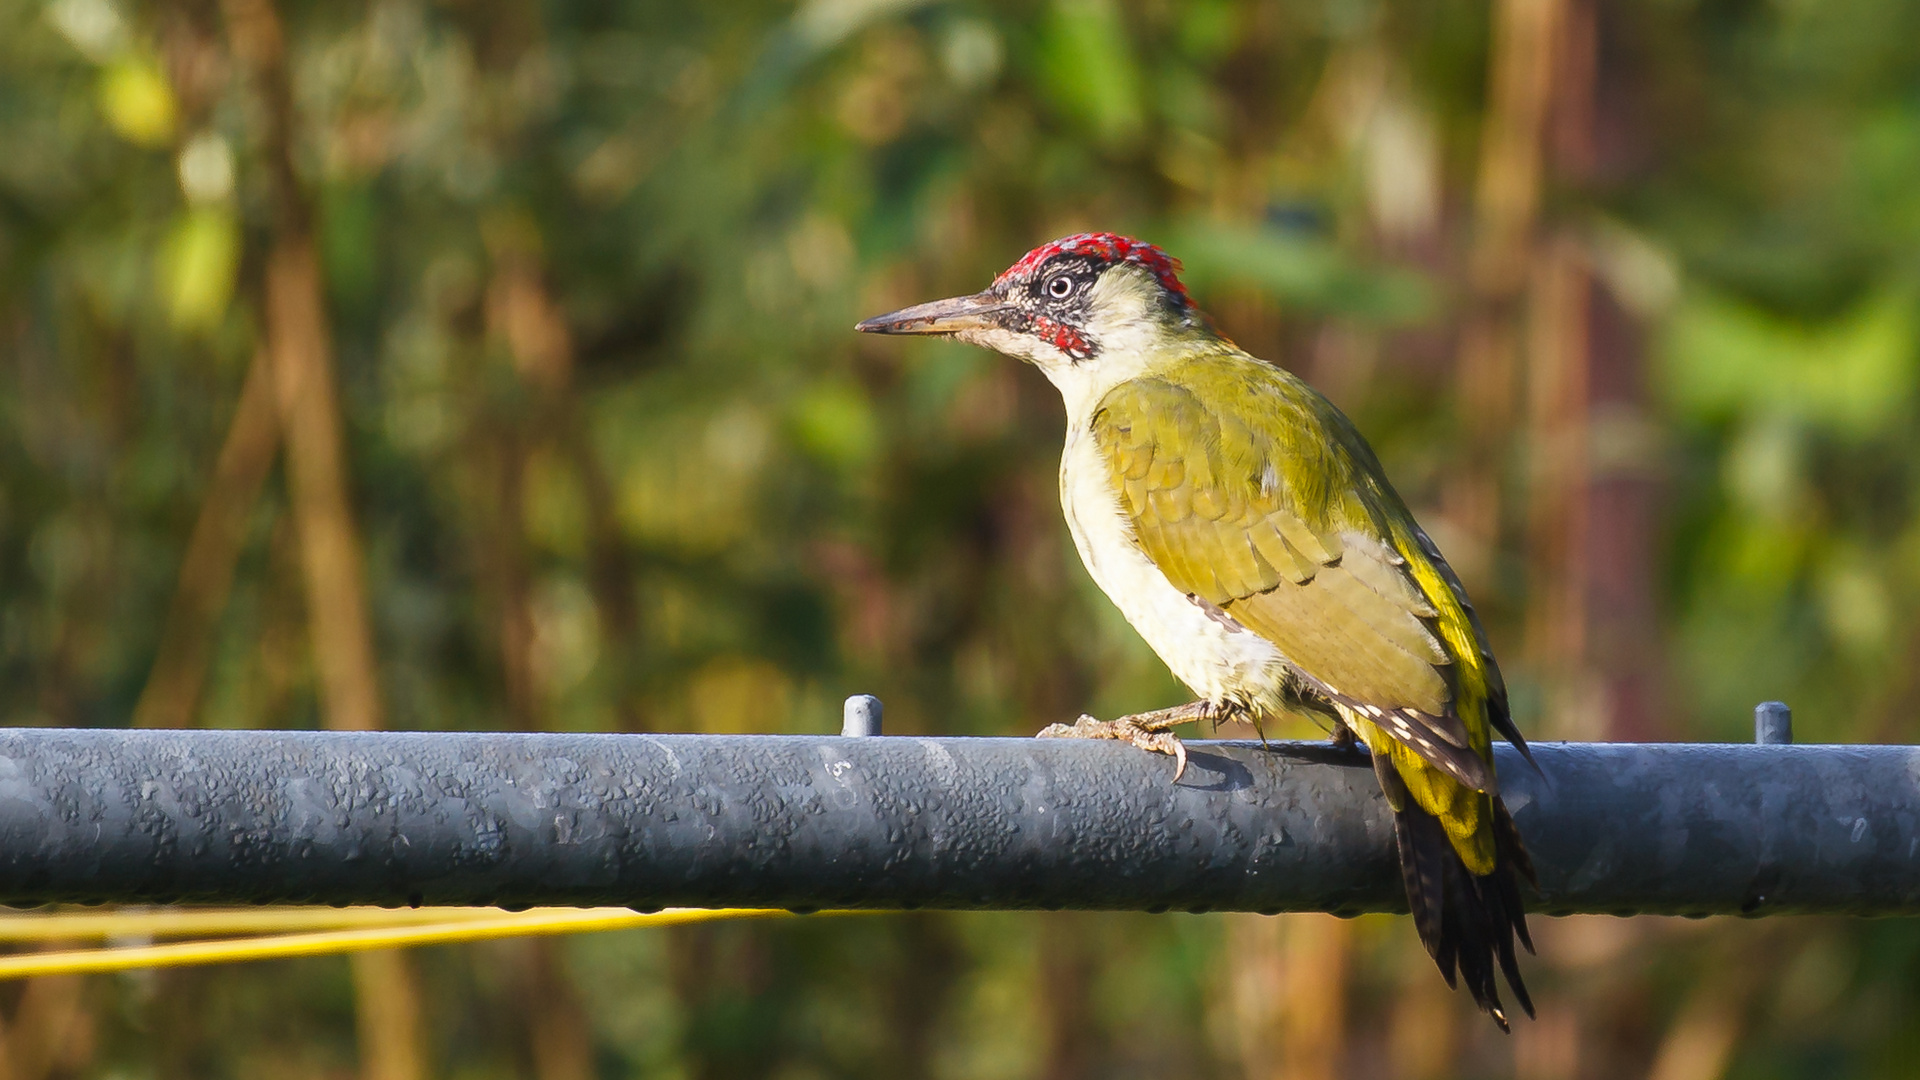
[0,728,1913,916]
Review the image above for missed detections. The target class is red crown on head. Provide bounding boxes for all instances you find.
[994,233,1192,308]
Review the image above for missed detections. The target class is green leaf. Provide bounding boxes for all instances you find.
[790,381,879,468]
[1041,0,1144,146]
[1661,287,1917,438]
[1166,220,1434,323]
[160,206,240,333]
[97,55,174,147]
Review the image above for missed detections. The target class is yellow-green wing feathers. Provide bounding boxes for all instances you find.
[1090,354,1515,871]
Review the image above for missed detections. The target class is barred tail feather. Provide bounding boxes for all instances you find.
[1374,755,1535,1031]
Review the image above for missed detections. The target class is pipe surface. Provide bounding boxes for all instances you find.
[0,729,1913,916]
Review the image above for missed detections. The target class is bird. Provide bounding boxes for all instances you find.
[856,232,1536,1029]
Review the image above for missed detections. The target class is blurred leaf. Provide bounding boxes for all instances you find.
[523,447,589,560]
[161,206,239,332]
[793,0,928,53]
[531,576,603,698]
[1041,0,1144,146]
[46,0,128,62]
[321,182,379,310]
[1167,220,1434,323]
[612,407,768,555]
[1722,416,1805,521]
[1818,547,1892,655]
[938,18,1004,91]
[737,0,931,112]
[1176,0,1237,62]
[97,55,175,146]
[1662,287,1917,438]
[789,381,878,468]
[686,655,793,733]
[177,132,235,204]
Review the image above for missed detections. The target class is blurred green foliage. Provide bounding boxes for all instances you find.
[4,0,1920,1075]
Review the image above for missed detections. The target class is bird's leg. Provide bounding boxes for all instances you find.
[1328,721,1370,762]
[1037,700,1228,782]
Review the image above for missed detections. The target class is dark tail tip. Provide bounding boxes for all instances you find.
[1386,782,1536,1032]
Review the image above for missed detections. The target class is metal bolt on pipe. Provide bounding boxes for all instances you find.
[1755,701,1794,746]
[0,713,1914,917]
[841,695,883,738]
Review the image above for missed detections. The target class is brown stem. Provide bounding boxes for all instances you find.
[563,413,642,729]
[481,423,540,730]
[133,350,280,729]
[1448,0,1568,587]
[476,255,544,730]
[263,239,385,732]
[522,940,594,1080]
[1387,944,1461,1080]
[351,950,430,1080]
[1523,235,1594,732]
[223,0,384,732]
[878,914,959,1080]
[1224,913,1355,1080]
[1038,913,1094,1080]
[483,247,642,729]
[1225,913,1285,1079]
[0,964,93,1080]
[1281,915,1352,1080]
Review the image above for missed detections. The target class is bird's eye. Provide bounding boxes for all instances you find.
[1046,275,1076,300]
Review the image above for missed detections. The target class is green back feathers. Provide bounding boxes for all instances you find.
[1089,347,1514,872]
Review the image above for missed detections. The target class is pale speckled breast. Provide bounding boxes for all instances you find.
[1057,421,1295,714]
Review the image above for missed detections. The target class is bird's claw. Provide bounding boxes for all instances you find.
[1037,714,1189,783]
[1157,731,1189,783]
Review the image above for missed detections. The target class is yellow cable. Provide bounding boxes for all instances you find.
[0,906,577,941]
[0,907,792,981]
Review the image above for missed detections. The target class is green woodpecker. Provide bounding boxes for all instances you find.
[857,233,1536,1028]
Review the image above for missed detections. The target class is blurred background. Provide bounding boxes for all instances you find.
[2,0,1919,1075]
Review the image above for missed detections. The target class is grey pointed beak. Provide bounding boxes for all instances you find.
[855,292,1011,335]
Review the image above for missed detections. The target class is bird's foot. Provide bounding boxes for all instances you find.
[1038,701,1224,782]
[1038,715,1190,780]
